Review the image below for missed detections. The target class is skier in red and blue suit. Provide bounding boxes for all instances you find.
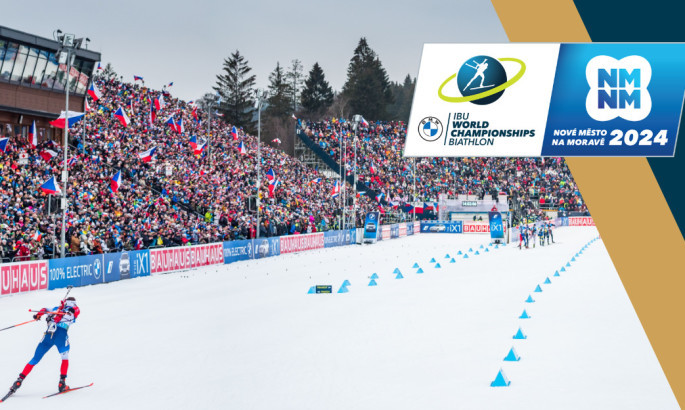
[8,297,80,394]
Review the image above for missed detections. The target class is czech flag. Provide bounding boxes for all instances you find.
[114,107,131,127]
[331,180,340,198]
[194,141,206,155]
[149,100,157,125]
[0,138,8,153]
[238,141,247,155]
[167,82,174,87]
[424,202,434,212]
[369,162,376,174]
[60,156,78,168]
[268,179,279,197]
[266,168,276,183]
[230,126,238,140]
[40,176,62,195]
[29,121,38,148]
[376,192,385,202]
[177,117,184,134]
[360,116,369,128]
[111,170,122,193]
[49,111,84,129]
[97,62,102,70]
[87,82,102,101]
[165,115,176,131]
[155,95,166,110]
[31,232,43,241]
[311,178,321,184]
[134,75,144,81]
[188,135,198,149]
[40,149,58,162]
[137,147,157,163]
[84,97,90,112]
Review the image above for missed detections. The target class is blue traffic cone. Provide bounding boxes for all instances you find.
[338,285,349,293]
[445,254,450,258]
[475,251,480,255]
[342,280,351,286]
[490,369,511,387]
[544,277,552,284]
[307,286,316,294]
[504,347,521,361]
[457,250,463,255]
[519,309,531,319]
[393,268,401,274]
[463,254,469,259]
[416,268,424,274]
[450,258,456,263]
[368,279,377,286]
[435,263,441,268]
[430,258,436,263]
[553,270,560,277]
[412,263,420,268]
[525,295,535,303]
[534,285,543,292]
[513,327,527,339]
[370,273,379,279]
[395,272,404,279]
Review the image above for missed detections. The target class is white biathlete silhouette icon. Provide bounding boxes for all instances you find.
[463,59,494,91]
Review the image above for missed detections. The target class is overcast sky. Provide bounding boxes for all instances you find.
[1,0,507,101]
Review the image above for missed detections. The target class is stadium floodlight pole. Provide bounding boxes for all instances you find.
[56,31,78,258]
[207,101,212,168]
[255,89,267,239]
[351,115,362,229]
[341,128,347,229]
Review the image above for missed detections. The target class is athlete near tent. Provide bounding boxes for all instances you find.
[6,297,80,397]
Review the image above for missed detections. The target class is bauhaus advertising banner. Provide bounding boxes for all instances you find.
[406,43,685,157]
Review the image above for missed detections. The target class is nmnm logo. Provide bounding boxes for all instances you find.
[585,55,652,122]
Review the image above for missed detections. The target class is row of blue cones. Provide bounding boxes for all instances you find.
[492,235,600,387]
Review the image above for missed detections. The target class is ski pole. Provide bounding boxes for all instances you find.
[0,319,38,332]
[61,286,73,304]
[28,310,66,315]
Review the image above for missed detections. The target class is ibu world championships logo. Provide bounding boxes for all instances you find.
[438,55,526,105]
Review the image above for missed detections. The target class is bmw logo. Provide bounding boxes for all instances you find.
[93,258,101,280]
[418,117,443,142]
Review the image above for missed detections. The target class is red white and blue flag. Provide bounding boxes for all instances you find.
[165,115,177,131]
[369,162,376,174]
[40,149,58,162]
[360,116,369,128]
[177,116,184,134]
[194,141,207,155]
[40,176,62,195]
[230,126,238,140]
[87,82,102,101]
[114,107,131,127]
[97,62,102,70]
[238,141,247,154]
[268,179,279,197]
[49,111,84,129]
[84,97,90,112]
[111,170,122,193]
[266,168,276,182]
[311,178,321,184]
[149,100,157,125]
[188,135,198,149]
[167,82,174,87]
[331,180,340,198]
[137,147,157,163]
[0,138,8,153]
[29,120,38,148]
[134,75,144,81]
[376,192,385,202]
[60,156,78,168]
[191,106,199,122]
[31,232,43,241]
[154,95,166,111]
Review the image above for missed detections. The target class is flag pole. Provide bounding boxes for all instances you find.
[60,46,71,258]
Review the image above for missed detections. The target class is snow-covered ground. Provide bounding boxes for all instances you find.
[0,227,677,409]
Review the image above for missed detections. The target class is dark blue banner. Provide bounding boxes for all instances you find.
[488,211,505,239]
[253,237,280,259]
[48,254,104,290]
[103,250,150,282]
[223,239,254,264]
[420,221,463,234]
[407,222,415,235]
[390,224,400,239]
[363,212,380,242]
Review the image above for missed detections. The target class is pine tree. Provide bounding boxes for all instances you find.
[285,59,303,113]
[214,50,256,131]
[342,38,393,120]
[98,63,118,82]
[266,62,292,118]
[300,62,334,115]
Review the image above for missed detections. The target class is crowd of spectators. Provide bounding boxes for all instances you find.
[1,77,587,262]
[1,78,371,261]
[301,119,587,219]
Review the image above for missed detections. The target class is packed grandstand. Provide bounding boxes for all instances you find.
[0,77,587,261]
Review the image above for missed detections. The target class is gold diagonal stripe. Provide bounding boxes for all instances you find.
[491,0,685,405]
